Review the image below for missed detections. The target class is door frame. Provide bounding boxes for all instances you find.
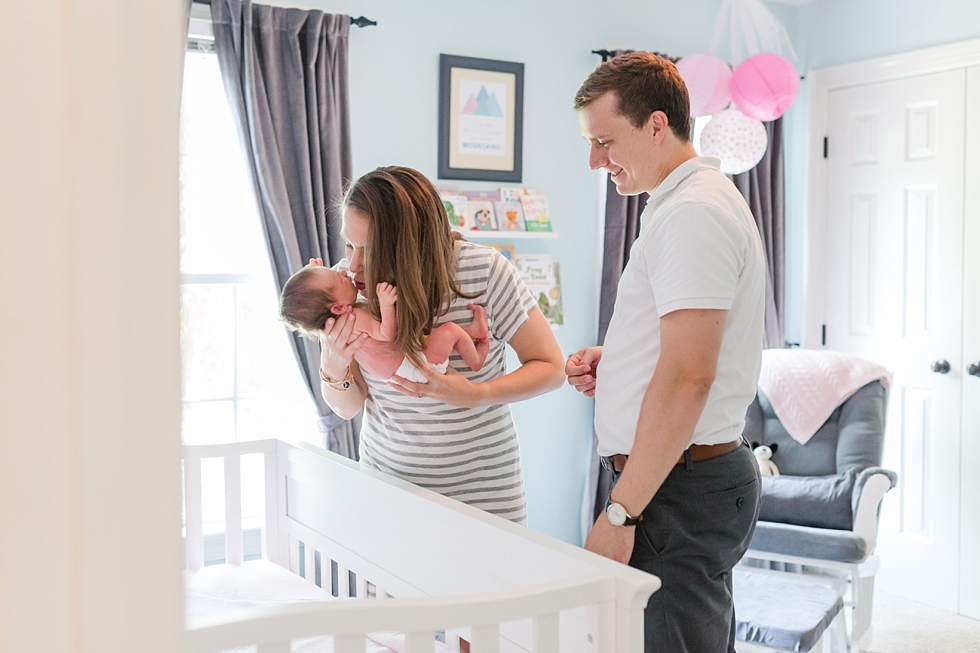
[804,38,980,348]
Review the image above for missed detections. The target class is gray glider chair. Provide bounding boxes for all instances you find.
[741,380,898,652]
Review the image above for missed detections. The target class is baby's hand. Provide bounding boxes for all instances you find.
[376,282,398,307]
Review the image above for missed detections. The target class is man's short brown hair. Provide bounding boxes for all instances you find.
[574,52,691,141]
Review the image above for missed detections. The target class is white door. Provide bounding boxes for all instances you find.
[825,69,966,611]
[960,65,980,621]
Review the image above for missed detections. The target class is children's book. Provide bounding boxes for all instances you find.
[519,194,552,232]
[486,243,516,262]
[514,254,563,326]
[462,190,500,231]
[499,187,537,202]
[494,200,525,231]
[440,194,468,230]
[468,200,497,230]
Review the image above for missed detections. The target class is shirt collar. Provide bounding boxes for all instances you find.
[647,156,721,203]
[639,156,721,232]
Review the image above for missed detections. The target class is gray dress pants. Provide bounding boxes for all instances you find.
[615,441,761,653]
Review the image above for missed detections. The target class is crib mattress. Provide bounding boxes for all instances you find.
[186,560,447,653]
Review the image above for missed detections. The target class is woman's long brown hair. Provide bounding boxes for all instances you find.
[342,166,479,368]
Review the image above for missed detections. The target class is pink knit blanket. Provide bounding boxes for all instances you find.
[758,350,892,445]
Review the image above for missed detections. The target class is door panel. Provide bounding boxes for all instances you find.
[960,65,980,621]
[826,69,965,612]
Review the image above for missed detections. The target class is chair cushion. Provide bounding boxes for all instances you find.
[749,521,867,563]
[734,569,843,653]
[759,469,857,530]
[744,380,888,477]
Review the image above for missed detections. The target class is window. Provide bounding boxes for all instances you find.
[180,50,319,448]
[180,49,320,556]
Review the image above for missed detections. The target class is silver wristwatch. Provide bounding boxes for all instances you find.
[605,497,641,527]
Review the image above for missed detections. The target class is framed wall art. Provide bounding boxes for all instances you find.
[438,54,524,183]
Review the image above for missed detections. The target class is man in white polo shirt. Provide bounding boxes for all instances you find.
[567,53,766,652]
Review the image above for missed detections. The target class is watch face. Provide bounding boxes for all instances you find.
[606,502,627,526]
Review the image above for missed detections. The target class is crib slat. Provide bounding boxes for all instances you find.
[224,455,243,565]
[470,625,499,653]
[289,535,300,575]
[356,573,368,598]
[334,634,365,653]
[598,599,617,653]
[263,449,279,562]
[184,457,204,571]
[304,543,315,582]
[405,632,434,652]
[337,562,350,597]
[533,614,559,653]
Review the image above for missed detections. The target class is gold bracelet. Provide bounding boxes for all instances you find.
[319,364,353,391]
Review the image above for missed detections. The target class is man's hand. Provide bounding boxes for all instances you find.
[376,282,397,307]
[565,346,602,397]
[584,512,634,564]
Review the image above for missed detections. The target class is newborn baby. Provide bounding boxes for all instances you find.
[279,264,489,382]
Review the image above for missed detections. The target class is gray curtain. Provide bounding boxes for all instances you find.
[732,118,785,350]
[211,0,360,459]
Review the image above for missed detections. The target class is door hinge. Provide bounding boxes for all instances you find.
[823,137,828,159]
[822,324,827,346]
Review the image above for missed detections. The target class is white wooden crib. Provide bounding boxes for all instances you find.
[183,439,660,652]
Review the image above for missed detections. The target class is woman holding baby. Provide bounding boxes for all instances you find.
[281,166,565,525]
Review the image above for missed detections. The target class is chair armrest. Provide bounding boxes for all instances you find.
[852,467,897,555]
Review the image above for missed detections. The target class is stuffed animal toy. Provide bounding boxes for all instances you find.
[751,442,780,477]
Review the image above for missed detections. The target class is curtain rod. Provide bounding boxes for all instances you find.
[191,0,376,27]
[592,49,678,63]
[590,49,803,79]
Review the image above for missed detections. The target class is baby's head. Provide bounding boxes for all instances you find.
[279,265,358,338]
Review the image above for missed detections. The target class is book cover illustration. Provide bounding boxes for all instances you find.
[514,254,563,326]
[519,194,552,232]
[468,200,497,230]
[463,190,500,231]
[494,200,525,231]
[440,194,468,230]
[486,243,516,262]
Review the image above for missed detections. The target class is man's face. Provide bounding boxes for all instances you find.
[578,92,662,195]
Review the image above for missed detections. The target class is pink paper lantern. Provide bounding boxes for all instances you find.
[730,53,800,121]
[677,54,733,118]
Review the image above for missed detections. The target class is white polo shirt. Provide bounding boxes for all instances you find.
[594,156,765,456]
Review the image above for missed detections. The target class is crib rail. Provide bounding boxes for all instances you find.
[187,576,617,653]
[182,440,661,652]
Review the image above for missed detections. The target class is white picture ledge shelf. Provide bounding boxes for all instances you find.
[459,230,558,241]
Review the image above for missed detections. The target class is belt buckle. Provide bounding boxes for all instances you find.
[600,456,615,473]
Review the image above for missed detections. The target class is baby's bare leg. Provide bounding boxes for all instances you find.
[423,322,488,372]
[462,304,488,340]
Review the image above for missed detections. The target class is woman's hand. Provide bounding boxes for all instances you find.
[388,365,486,408]
[318,312,368,380]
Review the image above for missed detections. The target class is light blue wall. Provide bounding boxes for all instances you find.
[295,0,978,545]
[302,0,782,544]
[780,0,980,346]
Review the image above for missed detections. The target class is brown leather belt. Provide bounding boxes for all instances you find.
[605,440,741,473]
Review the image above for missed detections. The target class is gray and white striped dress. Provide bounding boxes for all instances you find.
[338,241,537,524]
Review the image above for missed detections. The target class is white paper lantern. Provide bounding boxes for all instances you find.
[699,108,768,175]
